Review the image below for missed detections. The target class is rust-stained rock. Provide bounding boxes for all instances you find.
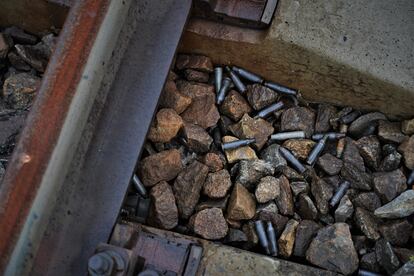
[147,108,183,143]
[356,136,381,170]
[178,81,219,129]
[306,223,359,275]
[227,184,256,220]
[229,113,274,150]
[311,177,334,215]
[378,120,406,143]
[220,90,252,121]
[255,176,280,203]
[175,54,213,72]
[293,220,321,257]
[281,107,315,137]
[402,118,414,135]
[282,139,316,160]
[315,104,337,133]
[355,207,380,240]
[203,169,232,199]
[316,153,343,176]
[275,175,294,216]
[159,81,192,114]
[373,169,406,203]
[3,72,40,109]
[183,69,209,82]
[191,208,228,240]
[222,136,257,164]
[149,181,178,230]
[173,160,209,219]
[182,123,212,153]
[398,135,414,169]
[278,219,299,258]
[139,149,182,187]
[246,84,278,110]
[201,152,224,172]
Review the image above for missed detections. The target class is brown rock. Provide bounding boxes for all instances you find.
[173,160,209,219]
[278,219,299,258]
[246,84,278,110]
[236,159,274,190]
[293,220,321,257]
[297,194,318,220]
[306,223,359,275]
[149,181,178,229]
[378,120,406,143]
[167,70,178,81]
[3,72,40,109]
[148,108,183,143]
[196,197,229,212]
[175,54,213,72]
[227,184,256,220]
[315,104,337,133]
[159,81,192,114]
[356,136,381,170]
[343,137,366,170]
[183,69,209,82]
[242,222,259,249]
[222,136,257,164]
[182,123,212,153]
[398,135,414,169]
[355,207,380,240]
[191,208,228,240]
[0,33,10,59]
[203,169,232,199]
[311,177,334,215]
[201,152,224,172]
[348,112,387,138]
[282,139,316,160]
[220,90,252,121]
[353,192,381,212]
[281,107,316,137]
[275,175,294,216]
[178,81,219,129]
[335,195,354,222]
[226,218,241,229]
[255,176,280,203]
[290,181,310,198]
[373,169,407,203]
[229,113,274,150]
[402,118,414,135]
[340,161,372,190]
[379,219,413,246]
[139,149,183,187]
[316,153,343,176]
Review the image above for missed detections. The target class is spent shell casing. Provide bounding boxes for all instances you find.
[408,170,414,186]
[226,66,247,94]
[266,221,278,256]
[221,138,256,151]
[329,180,351,207]
[307,135,328,165]
[132,174,148,198]
[312,132,346,141]
[255,101,285,119]
[217,77,231,105]
[232,66,264,84]
[214,67,223,93]
[279,147,307,174]
[264,81,297,96]
[270,131,306,141]
[358,269,383,276]
[255,220,270,255]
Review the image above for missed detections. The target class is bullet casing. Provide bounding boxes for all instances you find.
[255,101,285,119]
[329,180,351,207]
[214,67,223,93]
[266,221,278,256]
[358,269,383,276]
[221,138,256,151]
[307,135,328,165]
[226,66,247,93]
[132,174,148,198]
[270,131,306,141]
[264,81,297,96]
[232,66,264,84]
[255,220,270,255]
[312,132,346,141]
[217,77,231,105]
[279,147,307,174]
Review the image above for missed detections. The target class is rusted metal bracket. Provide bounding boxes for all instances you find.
[192,0,279,29]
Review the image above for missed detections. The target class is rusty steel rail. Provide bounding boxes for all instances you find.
[0,0,192,275]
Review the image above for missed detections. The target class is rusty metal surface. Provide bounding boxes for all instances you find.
[24,1,191,275]
[0,0,109,273]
